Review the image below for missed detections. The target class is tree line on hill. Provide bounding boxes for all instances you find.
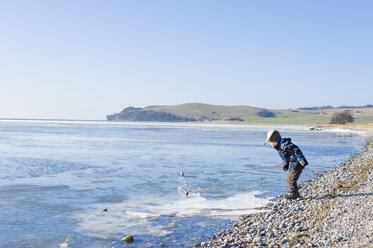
[298,104,373,111]
[106,107,197,122]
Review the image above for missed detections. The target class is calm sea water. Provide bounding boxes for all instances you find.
[0,120,366,247]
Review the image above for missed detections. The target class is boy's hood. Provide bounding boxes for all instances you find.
[281,137,292,144]
[275,137,291,150]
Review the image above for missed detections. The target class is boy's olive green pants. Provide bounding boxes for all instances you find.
[287,164,303,193]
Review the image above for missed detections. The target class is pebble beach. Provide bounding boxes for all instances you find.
[200,142,373,248]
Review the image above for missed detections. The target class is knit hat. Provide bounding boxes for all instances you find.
[264,130,281,145]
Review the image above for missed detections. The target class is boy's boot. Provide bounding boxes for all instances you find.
[285,190,301,200]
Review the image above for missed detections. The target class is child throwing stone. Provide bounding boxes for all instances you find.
[265,130,308,199]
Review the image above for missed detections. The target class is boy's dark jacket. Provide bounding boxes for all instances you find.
[274,138,308,171]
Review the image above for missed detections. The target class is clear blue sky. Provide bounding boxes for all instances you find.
[1,0,372,120]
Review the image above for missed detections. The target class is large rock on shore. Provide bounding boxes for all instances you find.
[122,235,134,244]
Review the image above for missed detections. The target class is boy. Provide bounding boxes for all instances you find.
[264,130,308,199]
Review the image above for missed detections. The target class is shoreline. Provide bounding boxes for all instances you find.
[200,142,373,248]
[314,123,373,138]
[2,118,373,137]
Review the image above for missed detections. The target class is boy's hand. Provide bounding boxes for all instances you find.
[299,160,305,167]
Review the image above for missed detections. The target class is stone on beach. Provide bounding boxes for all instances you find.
[122,235,134,244]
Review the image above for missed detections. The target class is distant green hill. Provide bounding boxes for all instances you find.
[107,103,373,124]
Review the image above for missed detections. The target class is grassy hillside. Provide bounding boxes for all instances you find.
[143,103,373,124]
[145,103,262,121]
